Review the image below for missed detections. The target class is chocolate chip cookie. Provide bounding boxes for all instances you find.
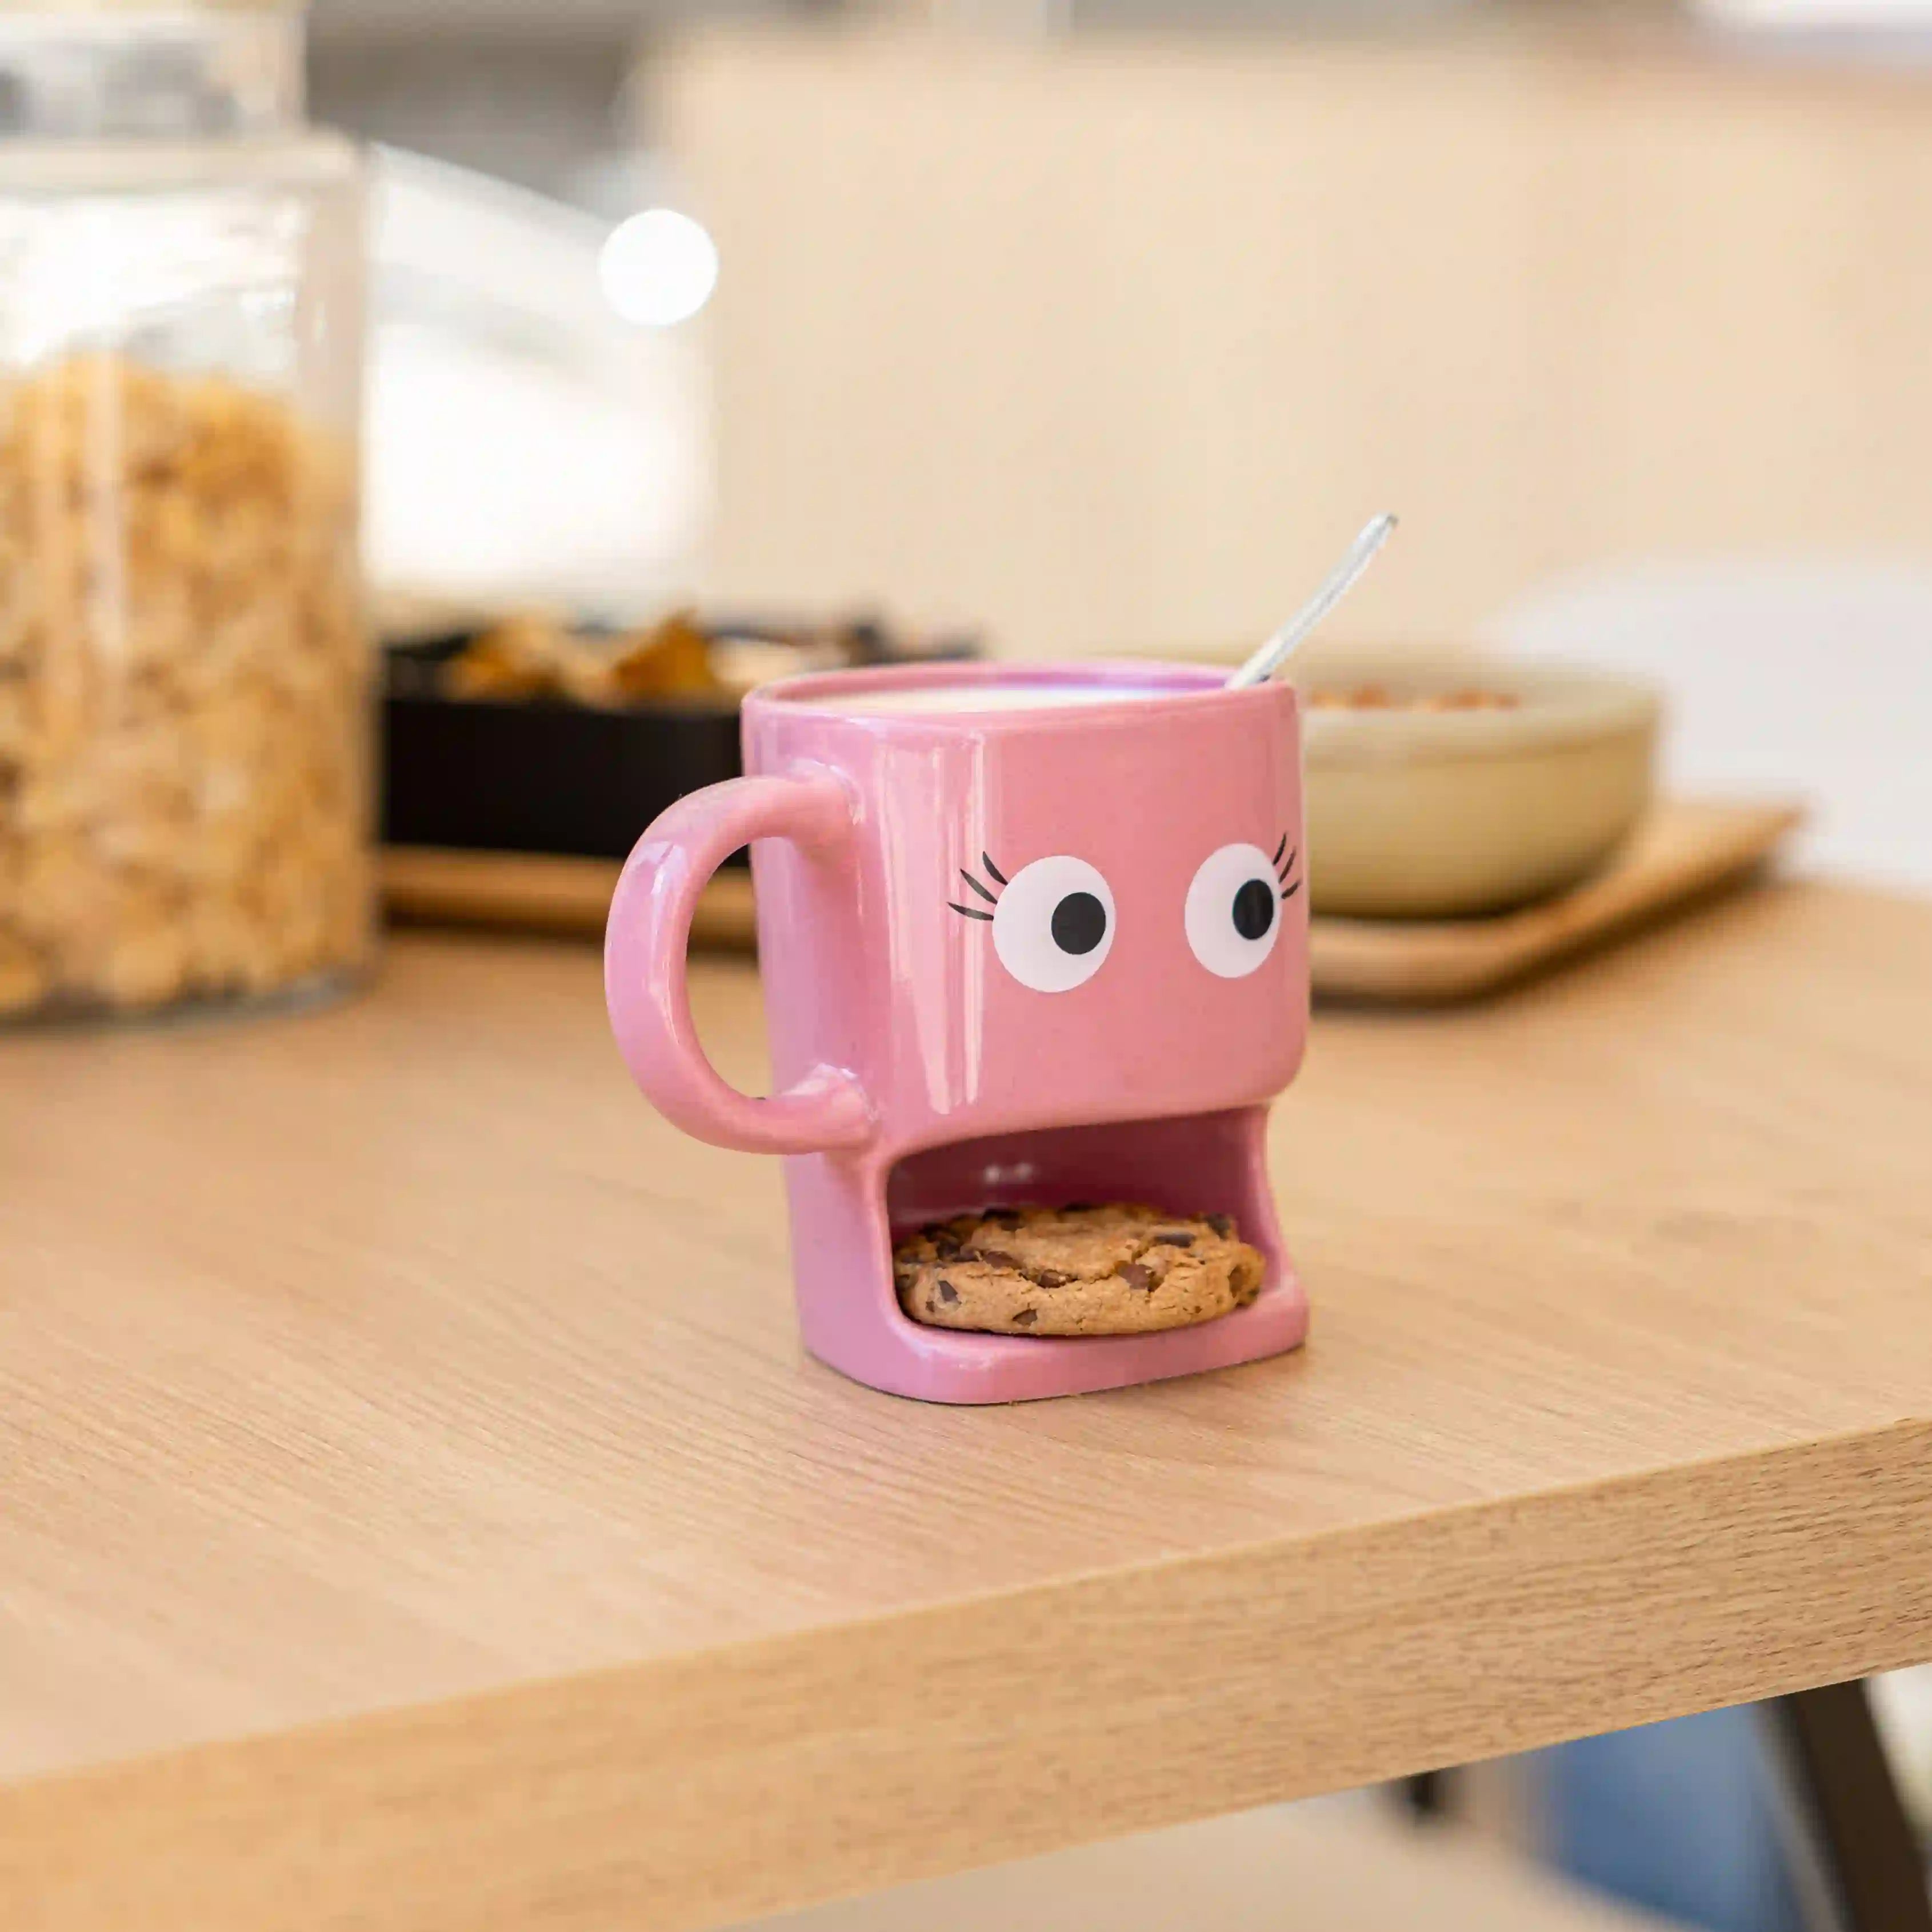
[894,1203,1267,1338]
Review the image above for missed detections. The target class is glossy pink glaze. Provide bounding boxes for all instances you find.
[605,659,1311,1402]
[606,770,872,1153]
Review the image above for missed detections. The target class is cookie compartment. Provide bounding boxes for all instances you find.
[782,1104,1308,1403]
[884,1109,1273,1254]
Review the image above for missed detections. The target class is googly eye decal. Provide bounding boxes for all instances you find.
[951,851,1115,993]
[1185,837,1297,978]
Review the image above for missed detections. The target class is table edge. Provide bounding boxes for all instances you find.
[7,1415,1930,1932]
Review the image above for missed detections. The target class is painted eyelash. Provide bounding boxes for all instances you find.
[1277,839,1302,902]
[949,853,1005,921]
[952,846,1301,917]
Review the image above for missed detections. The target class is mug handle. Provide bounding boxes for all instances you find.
[604,766,874,1154]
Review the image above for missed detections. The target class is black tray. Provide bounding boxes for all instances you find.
[381,622,977,864]
[384,639,741,862]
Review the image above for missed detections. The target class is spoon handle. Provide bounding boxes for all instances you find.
[1227,513,1398,690]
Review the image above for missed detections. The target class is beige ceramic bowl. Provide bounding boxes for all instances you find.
[1294,653,1661,919]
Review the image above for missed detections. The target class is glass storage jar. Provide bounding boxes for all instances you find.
[0,0,368,1019]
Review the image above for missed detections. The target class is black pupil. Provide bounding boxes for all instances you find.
[1232,877,1275,942]
[1051,891,1107,956]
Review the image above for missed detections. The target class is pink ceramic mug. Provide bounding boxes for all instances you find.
[605,661,1310,1403]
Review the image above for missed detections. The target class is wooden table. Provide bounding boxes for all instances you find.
[4,881,1931,1932]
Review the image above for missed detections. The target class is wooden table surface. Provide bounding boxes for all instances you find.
[5,882,1931,1932]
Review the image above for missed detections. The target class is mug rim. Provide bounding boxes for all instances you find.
[749,657,1292,727]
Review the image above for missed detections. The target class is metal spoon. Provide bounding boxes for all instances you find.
[1226,513,1398,689]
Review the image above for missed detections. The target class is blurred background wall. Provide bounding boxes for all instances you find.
[311,0,1932,666]
[651,16,1932,656]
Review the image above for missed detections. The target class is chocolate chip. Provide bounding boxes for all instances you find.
[1151,1230,1195,1247]
[1013,1308,1038,1327]
[1028,1268,1073,1289]
[1119,1262,1154,1291]
[933,1235,962,1259]
[1061,1201,1095,1214]
[1205,1214,1234,1238]
[967,1246,1022,1269]
[936,1280,959,1304]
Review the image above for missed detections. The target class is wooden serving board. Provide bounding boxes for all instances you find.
[1310,798,1805,1003]
[381,798,1803,1002]
[381,847,758,950]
